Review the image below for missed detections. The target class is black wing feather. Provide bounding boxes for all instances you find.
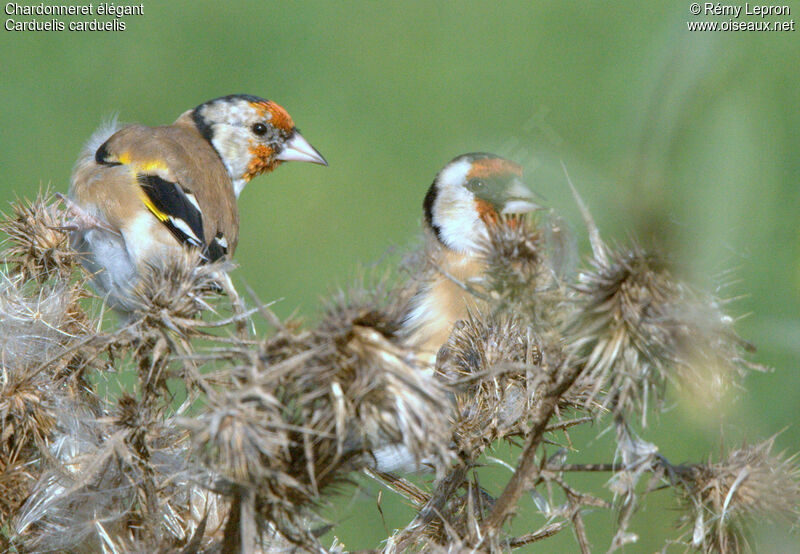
[205,232,228,262]
[137,174,205,248]
[137,173,230,263]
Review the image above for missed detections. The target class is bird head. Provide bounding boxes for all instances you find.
[188,94,327,195]
[423,153,537,254]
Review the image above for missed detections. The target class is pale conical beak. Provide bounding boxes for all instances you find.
[276,131,328,166]
[500,180,540,214]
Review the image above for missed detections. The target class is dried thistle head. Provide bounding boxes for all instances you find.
[0,189,75,281]
[436,313,534,455]
[125,251,229,332]
[677,437,800,553]
[185,386,291,488]
[436,313,590,459]
[14,399,216,553]
[340,324,453,471]
[180,270,455,547]
[477,212,572,325]
[314,276,454,473]
[568,243,762,422]
[184,357,360,549]
[318,267,418,341]
[259,315,309,366]
[480,214,545,293]
[0,269,98,522]
[0,364,57,458]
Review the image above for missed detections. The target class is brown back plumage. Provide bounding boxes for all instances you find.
[96,118,239,252]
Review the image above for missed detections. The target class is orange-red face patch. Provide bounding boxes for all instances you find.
[244,144,277,181]
[466,158,523,180]
[252,100,295,133]
[474,198,499,223]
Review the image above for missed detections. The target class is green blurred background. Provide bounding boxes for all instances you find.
[2,1,798,550]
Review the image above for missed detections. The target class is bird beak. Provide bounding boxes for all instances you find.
[501,180,540,214]
[276,131,328,166]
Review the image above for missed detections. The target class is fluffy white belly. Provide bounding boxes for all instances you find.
[71,228,137,307]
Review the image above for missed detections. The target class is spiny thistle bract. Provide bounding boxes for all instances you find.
[676,437,800,553]
[126,250,232,332]
[436,313,593,458]
[0,189,75,282]
[1,186,796,553]
[477,212,573,326]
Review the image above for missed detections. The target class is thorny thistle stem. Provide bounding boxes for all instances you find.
[482,356,585,534]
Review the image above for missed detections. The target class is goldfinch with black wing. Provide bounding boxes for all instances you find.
[69,94,327,311]
[404,153,537,364]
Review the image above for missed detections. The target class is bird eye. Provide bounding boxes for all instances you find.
[467,178,486,191]
[252,123,268,136]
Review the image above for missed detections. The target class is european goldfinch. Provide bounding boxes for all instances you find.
[404,153,537,364]
[68,94,327,310]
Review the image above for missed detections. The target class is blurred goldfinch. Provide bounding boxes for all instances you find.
[68,94,327,310]
[404,153,537,364]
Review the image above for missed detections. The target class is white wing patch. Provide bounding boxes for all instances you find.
[169,217,203,247]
